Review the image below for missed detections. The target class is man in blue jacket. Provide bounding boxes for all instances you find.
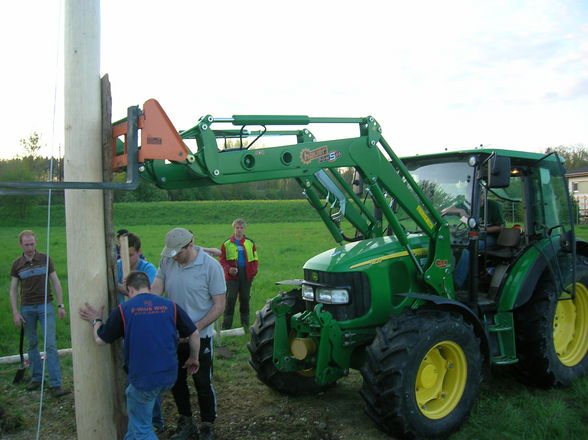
[115,232,164,431]
[79,271,200,440]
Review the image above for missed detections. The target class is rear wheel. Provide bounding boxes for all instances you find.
[247,289,329,395]
[514,263,588,386]
[360,310,482,440]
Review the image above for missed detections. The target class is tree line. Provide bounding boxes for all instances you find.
[1,133,586,219]
[0,134,310,218]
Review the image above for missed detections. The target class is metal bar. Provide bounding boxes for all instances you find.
[328,168,378,224]
[210,129,308,137]
[0,190,51,196]
[368,181,408,246]
[227,115,366,126]
[213,116,366,124]
[369,180,424,275]
[308,117,365,124]
[232,115,310,125]
[0,106,140,191]
[303,183,345,244]
[406,247,425,275]
[380,137,444,227]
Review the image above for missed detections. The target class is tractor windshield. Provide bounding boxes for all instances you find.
[409,160,473,213]
[397,159,473,233]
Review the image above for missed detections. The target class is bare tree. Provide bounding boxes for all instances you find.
[546,144,588,172]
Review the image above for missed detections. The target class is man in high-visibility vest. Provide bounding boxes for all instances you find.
[219,219,259,330]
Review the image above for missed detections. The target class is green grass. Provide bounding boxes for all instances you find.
[452,367,588,440]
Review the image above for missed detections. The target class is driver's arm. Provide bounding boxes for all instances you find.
[486,224,504,234]
[441,206,468,217]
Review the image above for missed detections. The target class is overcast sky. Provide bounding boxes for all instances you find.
[1,0,587,160]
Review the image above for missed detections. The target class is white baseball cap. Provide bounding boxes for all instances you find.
[161,228,193,257]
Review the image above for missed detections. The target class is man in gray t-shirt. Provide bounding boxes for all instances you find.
[152,228,226,440]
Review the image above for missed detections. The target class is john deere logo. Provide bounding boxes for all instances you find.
[311,272,319,281]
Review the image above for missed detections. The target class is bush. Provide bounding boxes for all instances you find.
[0,162,40,219]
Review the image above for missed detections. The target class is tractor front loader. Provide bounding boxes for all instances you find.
[112,100,588,439]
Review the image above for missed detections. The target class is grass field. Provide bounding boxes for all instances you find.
[1,200,588,439]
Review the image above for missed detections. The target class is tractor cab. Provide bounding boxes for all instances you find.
[401,149,575,310]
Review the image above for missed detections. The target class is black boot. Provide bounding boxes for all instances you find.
[170,415,199,440]
[222,315,233,330]
[200,422,215,440]
[240,314,249,330]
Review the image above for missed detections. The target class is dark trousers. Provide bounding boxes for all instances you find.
[172,337,216,424]
[222,271,252,329]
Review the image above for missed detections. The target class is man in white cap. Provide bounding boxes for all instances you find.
[152,228,226,440]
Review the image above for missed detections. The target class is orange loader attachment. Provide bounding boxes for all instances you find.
[112,99,191,171]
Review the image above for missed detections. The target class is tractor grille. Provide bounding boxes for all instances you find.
[303,270,371,321]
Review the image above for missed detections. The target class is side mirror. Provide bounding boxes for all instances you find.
[488,156,511,188]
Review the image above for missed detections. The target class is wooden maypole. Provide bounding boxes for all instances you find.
[64,1,118,438]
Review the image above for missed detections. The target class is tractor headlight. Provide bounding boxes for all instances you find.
[316,288,349,304]
[301,284,315,301]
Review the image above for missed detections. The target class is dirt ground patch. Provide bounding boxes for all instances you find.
[0,340,391,440]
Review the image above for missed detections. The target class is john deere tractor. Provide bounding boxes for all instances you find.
[113,100,588,439]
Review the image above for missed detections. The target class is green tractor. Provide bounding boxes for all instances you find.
[113,100,588,439]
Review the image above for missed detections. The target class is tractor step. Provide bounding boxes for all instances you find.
[491,355,518,365]
[487,323,512,333]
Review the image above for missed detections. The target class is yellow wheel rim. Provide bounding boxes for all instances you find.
[553,282,588,366]
[416,341,467,420]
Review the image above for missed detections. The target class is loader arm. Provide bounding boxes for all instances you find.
[112,99,454,297]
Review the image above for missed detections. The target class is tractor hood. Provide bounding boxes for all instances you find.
[303,234,430,273]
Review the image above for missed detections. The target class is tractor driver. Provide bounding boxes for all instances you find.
[450,197,505,289]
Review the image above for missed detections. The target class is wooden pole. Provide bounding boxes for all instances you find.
[64,1,118,438]
[102,74,127,438]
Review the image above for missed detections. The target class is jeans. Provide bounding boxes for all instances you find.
[152,394,163,429]
[454,235,497,288]
[125,384,167,440]
[119,343,164,429]
[21,303,61,387]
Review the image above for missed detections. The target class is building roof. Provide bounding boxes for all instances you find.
[566,166,588,177]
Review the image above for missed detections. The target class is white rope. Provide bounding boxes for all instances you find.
[34,2,63,438]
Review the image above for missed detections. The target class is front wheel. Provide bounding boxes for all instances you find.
[360,310,482,440]
[247,289,329,395]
